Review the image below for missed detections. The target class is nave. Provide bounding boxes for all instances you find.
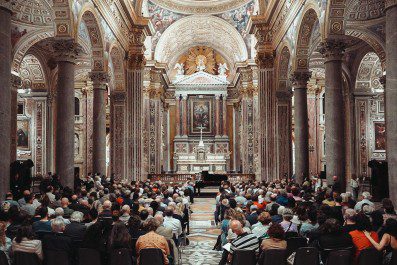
[182,197,222,265]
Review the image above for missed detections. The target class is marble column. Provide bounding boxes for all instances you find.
[126,26,147,181]
[251,22,277,180]
[175,95,181,136]
[182,95,188,136]
[0,3,12,196]
[276,89,293,179]
[10,74,21,161]
[53,39,82,188]
[319,40,346,188]
[291,71,311,183]
[110,92,126,180]
[221,94,227,136]
[89,72,109,175]
[385,1,397,202]
[215,95,220,136]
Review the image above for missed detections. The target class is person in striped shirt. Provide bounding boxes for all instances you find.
[227,220,259,263]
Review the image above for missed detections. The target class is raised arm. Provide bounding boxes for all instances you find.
[364,231,389,251]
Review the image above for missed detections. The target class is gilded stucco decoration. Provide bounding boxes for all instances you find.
[154,15,248,77]
[147,0,253,14]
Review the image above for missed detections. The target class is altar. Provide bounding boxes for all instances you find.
[171,66,231,174]
[174,137,229,173]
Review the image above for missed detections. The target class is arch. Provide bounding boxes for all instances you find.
[345,28,386,66]
[12,29,54,74]
[355,52,383,93]
[53,0,75,37]
[276,45,291,91]
[109,43,126,92]
[19,53,48,91]
[293,8,320,72]
[154,15,248,76]
[76,6,106,72]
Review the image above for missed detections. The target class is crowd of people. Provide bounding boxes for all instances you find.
[214,178,397,265]
[0,173,195,265]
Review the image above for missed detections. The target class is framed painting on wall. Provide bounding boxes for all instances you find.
[374,122,386,151]
[17,119,30,150]
[189,96,214,135]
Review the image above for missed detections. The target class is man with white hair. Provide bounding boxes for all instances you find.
[42,218,73,259]
[54,207,71,225]
[64,211,87,241]
[119,205,131,224]
[354,191,374,212]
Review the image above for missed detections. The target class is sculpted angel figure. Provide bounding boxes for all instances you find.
[175,63,185,75]
[218,63,228,76]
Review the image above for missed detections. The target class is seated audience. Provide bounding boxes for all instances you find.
[252,212,272,239]
[11,224,43,260]
[349,212,379,259]
[136,218,170,265]
[316,218,353,263]
[64,211,87,241]
[261,223,287,250]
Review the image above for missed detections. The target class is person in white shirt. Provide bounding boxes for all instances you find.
[252,212,272,238]
[163,207,182,238]
[354,192,374,212]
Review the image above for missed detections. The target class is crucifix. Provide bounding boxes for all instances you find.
[197,125,205,147]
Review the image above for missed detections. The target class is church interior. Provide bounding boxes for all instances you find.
[1,0,397,263]
[1,0,395,199]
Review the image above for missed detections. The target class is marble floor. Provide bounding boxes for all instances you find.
[181,197,222,265]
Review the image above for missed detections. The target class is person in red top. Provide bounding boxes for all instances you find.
[349,212,379,260]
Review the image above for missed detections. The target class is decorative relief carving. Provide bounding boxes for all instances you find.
[52,39,84,63]
[290,71,312,88]
[89,72,110,88]
[318,39,346,61]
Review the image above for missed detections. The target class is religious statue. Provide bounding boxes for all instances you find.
[218,63,228,76]
[175,63,185,75]
[196,55,206,72]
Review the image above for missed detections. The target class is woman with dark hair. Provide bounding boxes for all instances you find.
[127,215,145,239]
[316,218,353,263]
[109,222,132,250]
[261,223,287,250]
[11,224,42,260]
[349,213,379,259]
[364,218,397,264]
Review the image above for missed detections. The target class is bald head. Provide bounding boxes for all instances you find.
[154,214,164,224]
[103,200,112,210]
[230,220,244,235]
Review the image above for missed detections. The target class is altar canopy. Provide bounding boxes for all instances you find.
[173,70,231,173]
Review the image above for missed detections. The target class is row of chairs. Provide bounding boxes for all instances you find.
[0,248,167,265]
[231,247,397,265]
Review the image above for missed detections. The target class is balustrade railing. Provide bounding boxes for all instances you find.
[147,173,256,184]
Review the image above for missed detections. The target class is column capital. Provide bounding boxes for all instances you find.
[52,39,83,63]
[89,71,110,89]
[10,73,22,90]
[127,26,146,70]
[385,0,397,9]
[319,39,346,62]
[290,71,312,88]
[256,50,276,69]
[0,0,15,12]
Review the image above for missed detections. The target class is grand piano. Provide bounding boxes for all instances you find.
[195,171,228,190]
